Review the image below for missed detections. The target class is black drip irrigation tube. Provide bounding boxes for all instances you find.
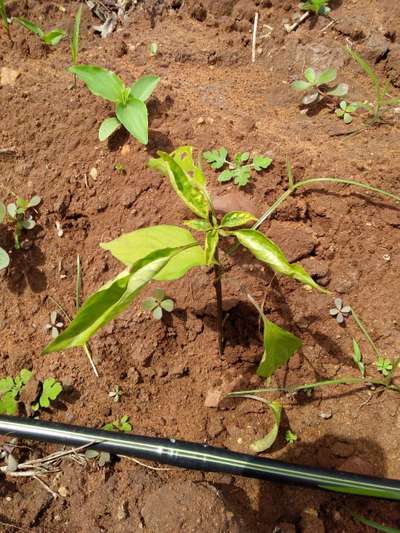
[1,415,399,501]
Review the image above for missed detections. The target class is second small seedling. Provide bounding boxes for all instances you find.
[291,67,348,106]
[142,288,174,320]
[15,17,66,46]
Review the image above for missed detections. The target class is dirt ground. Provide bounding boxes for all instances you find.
[1,0,400,531]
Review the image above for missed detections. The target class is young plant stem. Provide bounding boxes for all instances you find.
[213,247,224,356]
[350,307,381,358]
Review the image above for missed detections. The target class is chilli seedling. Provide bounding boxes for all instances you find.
[69,65,160,144]
[142,288,174,320]
[346,47,400,128]
[15,17,66,46]
[335,101,359,124]
[291,67,348,106]
[203,148,272,187]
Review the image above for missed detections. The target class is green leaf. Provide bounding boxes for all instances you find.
[232,229,327,292]
[335,108,345,118]
[233,167,251,187]
[316,67,337,85]
[239,152,250,163]
[343,112,352,124]
[7,203,17,218]
[22,218,35,230]
[352,513,400,533]
[258,318,303,378]
[103,423,114,431]
[291,80,312,91]
[19,369,32,385]
[252,155,273,171]
[42,29,66,46]
[326,83,349,97]
[130,75,160,102]
[0,376,14,395]
[0,201,6,222]
[69,65,125,103]
[39,378,63,408]
[346,47,380,91]
[160,298,174,312]
[0,248,9,270]
[183,219,212,232]
[352,338,365,377]
[142,297,158,311]
[15,17,44,37]
[116,97,148,144]
[250,400,282,452]
[152,306,163,320]
[218,169,235,182]
[101,225,205,281]
[149,147,209,219]
[220,211,256,228]
[203,148,228,170]
[42,246,193,353]
[71,5,82,64]
[28,195,41,208]
[205,229,219,265]
[0,392,18,415]
[99,116,121,141]
[304,67,316,84]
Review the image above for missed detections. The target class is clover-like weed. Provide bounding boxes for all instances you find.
[329,298,351,324]
[142,288,174,320]
[15,17,66,46]
[375,357,393,377]
[300,0,331,16]
[103,415,132,433]
[69,65,160,144]
[291,67,348,105]
[45,311,64,339]
[203,147,272,187]
[335,100,359,124]
[6,195,41,250]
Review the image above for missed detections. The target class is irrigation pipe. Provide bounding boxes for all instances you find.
[0,416,399,501]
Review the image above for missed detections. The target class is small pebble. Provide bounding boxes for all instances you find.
[90,167,98,180]
[319,410,332,419]
[197,117,205,124]
[383,254,391,262]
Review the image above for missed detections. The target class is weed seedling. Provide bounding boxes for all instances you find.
[346,46,400,128]
[352,339,365,377]
[300,0,330,16]
[291,67,348,105]
[335,100,359,124]
[203,147,272,187]
[15,17,66,46]
[142,288,174,320]
[285,429,298,445]
[103,415,132,433]
[70,5,82,87]
[149,42,158,57]
[69,65,160,144]
[375,357,393,377]
[45,311,64,339]
[0,369,62,415]
[2,195,41,251]
[114,162,125,174]
[329,298,351,324]
[0,0,11,41]
[108,385,122,402]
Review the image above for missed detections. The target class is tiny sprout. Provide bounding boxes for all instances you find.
[336,101,359,124]
[375,357,393,377]
[85,449,111,467]
[6,195,41,250]
[291,67,348,106]
[114,162,125,174]
[103,415,132,433]
[285,429,298,445]
[329,298,351,324]
[45,311,64,338]
[149,42,158,56]
[108,385,122,402]
[15,17,66,46]
[300,0,331,16]
[142,288,174,320]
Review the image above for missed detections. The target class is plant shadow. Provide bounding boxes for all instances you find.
[5,240,47,295]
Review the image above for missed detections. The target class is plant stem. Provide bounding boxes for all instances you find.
[350,307,380,358]
[213,248,224,356]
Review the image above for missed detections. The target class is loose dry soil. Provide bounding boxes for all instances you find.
[1,0,400,531]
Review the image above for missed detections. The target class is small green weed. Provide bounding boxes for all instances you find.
[291,67,348,105]
[15,17,66,45]
[375,357,393,377]
[103,415,132,433]
[108,385,122,402]
[142,288,174,320]
[285,429,298,445]
[352,339,365,377]
[335,100,359,124]
[0,369,62,415]
[203,147,272,187]
[45,311,64,339]
[149,42,158,56]
[69,65,160,144]
[300,0,331,16]
[114,162,125,174]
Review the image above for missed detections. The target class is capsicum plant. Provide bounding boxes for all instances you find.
[69,65,160,144]
[43,147,326,378]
